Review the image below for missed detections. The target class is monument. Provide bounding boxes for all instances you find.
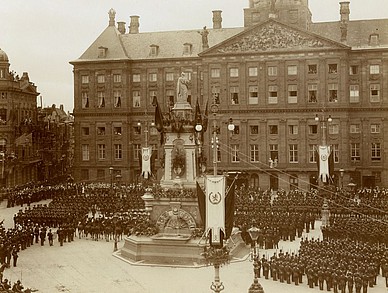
[117,73,246,266]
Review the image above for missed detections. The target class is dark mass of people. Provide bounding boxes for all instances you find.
[0,181,387,291]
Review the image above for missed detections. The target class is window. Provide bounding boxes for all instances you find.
[230,86,239,104]
[371,143,381,161]
[149,73,157,82]
[216,147,221,163]
[250,145,259,162]
[150,125,158,136]
[328,84,338,102]
[309,125,318,134]
[134,125,141,135]
[229,68,239,77]
[134,144,141,160]
[268,85,278,104]
[328,64,337,74]
[248,67,258,77]
[369,34,380,46]
[133,91,141,108]
[113,74,121,83]
[82,127,89,136]
[288,65,297,75]
[166,72,174,81]
[150,45,159,57]
[370,84,380,102]
[249,86,259,104]
[166,89,174,108]
[112,126,122,135]
[132,74,140,82]
[349,65,359,75]
[370,65,380,75]
[97,91,105,108]
[98,47,107,58]
[112,90,121,108]
[250,125,259,135]
[288,85,298,103]
[183,43,192,55]
[288,125,298,135]
[211,68,221,78]
[232,125,240,135]
[308,84,318,103]
[371,124,380,133]
[212,87,220,104]
[97,74,105,83]
[82,92,89,108]
[97,144,106,160]
[81,75,89,84]
[351,143,360,161]
[309,145,317,163]
[114,144,122,160]
[290,175,298,190]
[96,170,105,181]
[349,85,360,103]
[81,169,89,181]
[350,124,360,134]
[82,144,89,161]
[328,124,339,135]
[308,64,317,74]
[269,144,278,161]
[97,126,105,135]
[289,144,298,163]
[151,144,158,159]
[231,144,240,162]
[269,125,278,135]
[268,66,277,76]
[332,144,339,163]
[149,90,157,105]
[372,171,381,184]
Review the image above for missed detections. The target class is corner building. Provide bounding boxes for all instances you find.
[71,1,388,190]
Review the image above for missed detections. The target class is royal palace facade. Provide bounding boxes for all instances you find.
[70,0,388,190]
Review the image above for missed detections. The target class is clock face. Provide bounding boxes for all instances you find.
[209,192,221,205]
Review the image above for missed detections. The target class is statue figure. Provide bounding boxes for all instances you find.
[270,0,276,12]
[198,26,209,49]
[176,72,189,103]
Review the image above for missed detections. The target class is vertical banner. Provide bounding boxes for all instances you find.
[141,146,152,179]
[318,145,331,183]
[206,175,225,246]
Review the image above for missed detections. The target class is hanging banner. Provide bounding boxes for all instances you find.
[318,145,331,183]
[205,175,225,246]
[141,146,152,179]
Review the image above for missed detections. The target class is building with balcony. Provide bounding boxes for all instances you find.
[70,1,388,190]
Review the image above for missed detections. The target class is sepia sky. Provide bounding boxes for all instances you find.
[1,0,387,113]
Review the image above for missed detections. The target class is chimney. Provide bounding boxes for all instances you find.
[339,1,350,42]
[340,1,350,23]
[212,10,222,29]
[129,15,140,34]
[117,21,126,34]
[108,8,116,26]
[60,104,64,111]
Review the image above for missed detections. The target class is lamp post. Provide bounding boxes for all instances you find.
[339,168,344,189]
[315,113,332,147]
[109,166,113,194]
[248,226,265,293]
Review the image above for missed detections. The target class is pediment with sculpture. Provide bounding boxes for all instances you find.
[203,20,348,55]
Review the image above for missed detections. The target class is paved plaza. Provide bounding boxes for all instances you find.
[1,200,386,293]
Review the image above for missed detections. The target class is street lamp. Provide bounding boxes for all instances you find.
[248,226,264,293]
[109,166,113,193]
[339,168,344,189]
[315,113,332,146]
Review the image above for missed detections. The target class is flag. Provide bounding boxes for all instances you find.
[154,97,164,132]
[194,98,202,125]
[225,180,236,239]
[318,145,331,183]
[205,175,225,246]
[202,98,209,133]
[141,147,152,179]
[196,181,206,225]
[328,148,334,183]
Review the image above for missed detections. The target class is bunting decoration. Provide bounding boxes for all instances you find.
[205,175,225,246]
[153,96,164,145]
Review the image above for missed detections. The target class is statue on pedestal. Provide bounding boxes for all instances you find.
[177,72,189,103]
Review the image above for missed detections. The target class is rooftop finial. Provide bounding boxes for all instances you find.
[108,8,116,26]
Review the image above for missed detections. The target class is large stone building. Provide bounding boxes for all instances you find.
[70,0,388,190]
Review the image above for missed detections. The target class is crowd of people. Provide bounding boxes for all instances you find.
[0,181,387,291]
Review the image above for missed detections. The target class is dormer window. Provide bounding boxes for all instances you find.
[183,43,193,55]
[98,46,108,58]
[369,34,379,46]
[149,45,159,57]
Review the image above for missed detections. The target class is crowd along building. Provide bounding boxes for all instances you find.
[70,0,388,191]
